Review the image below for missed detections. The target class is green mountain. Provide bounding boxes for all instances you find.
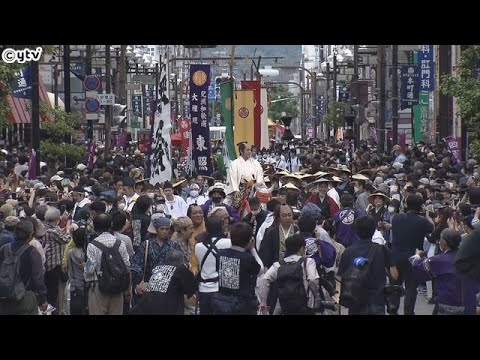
[205,45,301,65]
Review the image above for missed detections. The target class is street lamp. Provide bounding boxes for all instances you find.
[281,115,295,172]
[264,80,305,141]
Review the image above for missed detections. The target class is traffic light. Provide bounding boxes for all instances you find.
[112,104,127,126]
[351,104,366,125]
[344,114,356,140]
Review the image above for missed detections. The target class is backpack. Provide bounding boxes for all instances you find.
[276,257,309,315]
[91,239,130,294]
[0,243,31,302]
[339,244,377,308]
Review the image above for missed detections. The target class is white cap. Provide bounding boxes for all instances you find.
[40,161,47,169]
[77,164,87,171]
[33,182,46,190]
[50,175,63,182]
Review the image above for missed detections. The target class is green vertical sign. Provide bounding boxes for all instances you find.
[220,80,237,160]
[413,91,429,143]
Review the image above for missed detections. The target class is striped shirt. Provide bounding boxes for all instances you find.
[43,224,71,272]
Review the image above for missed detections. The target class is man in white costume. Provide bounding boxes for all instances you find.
[226,142,264,213]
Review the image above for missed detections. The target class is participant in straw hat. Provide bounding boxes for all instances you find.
[305,177,339,220]
[334,166,354,197]
[172,178,189,202]
[367,192,392,241]
[351,173,374,212]
[280,173,303,189]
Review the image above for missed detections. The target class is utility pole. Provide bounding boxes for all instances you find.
[31,60,40,176]
[333,51,337,103]
[63,45,71,113]
[353,44,359,148]
[311,70,317,140]
[105,45,112,154]
[53,64,58,108]
[86,45,93,141]
[326,62,330,141]
[377,45,386,155]
[392,44,399,150]
[119,45,127,105]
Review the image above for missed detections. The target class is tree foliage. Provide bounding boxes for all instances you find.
[39,102,85,167]
[321,101,350,128]
[268,84,299,121]
[440,45,480,155]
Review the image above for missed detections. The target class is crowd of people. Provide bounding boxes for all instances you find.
[0,137,480,315]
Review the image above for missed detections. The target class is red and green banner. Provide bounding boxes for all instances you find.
[220,80,236,160]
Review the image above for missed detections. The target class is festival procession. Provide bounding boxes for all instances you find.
[1,44,480,315]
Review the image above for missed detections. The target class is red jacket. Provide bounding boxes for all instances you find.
[305,193,339,220]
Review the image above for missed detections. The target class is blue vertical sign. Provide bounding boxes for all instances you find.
[338,85,350,102]
[317,95,325,115]
[400,65,420,110]
[419,45,435,91]
[132,95,142,116]
[11,65,32,99]
[190,64,213,175]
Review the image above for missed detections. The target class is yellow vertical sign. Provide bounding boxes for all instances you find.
[233,89,255,156]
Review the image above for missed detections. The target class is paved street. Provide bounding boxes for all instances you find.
[338,287,436,315]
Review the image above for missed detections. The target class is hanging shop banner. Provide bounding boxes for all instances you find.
[189,64,212,175]
[149,53,172,185]
[400,65,420,110]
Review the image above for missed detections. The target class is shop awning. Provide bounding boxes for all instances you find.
[6,81,50,124]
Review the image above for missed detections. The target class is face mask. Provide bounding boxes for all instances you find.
[391,185,398,193]
[118,203,126,211]
[251,209,260,216]
[354,186,360,193]
[388,206,396,214]
[190,190,199,198]
[212,196,222,204]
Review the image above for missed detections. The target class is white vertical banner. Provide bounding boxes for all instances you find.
[260,87,269,150]
[149,50,172,186]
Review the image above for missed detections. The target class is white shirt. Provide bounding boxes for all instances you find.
[163,195,188,220]
[371,229,386,245]
[124,193,139,212]
[226,156,264,194]
[258,255,319,309]
[275,158,287,170]
[186,194,208,206]
[288,157,300,173]
[256,212,274,251]
[72,197,91,219]
[315,225,334,245]
[327,187,340,207]
[194,237,232,293]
